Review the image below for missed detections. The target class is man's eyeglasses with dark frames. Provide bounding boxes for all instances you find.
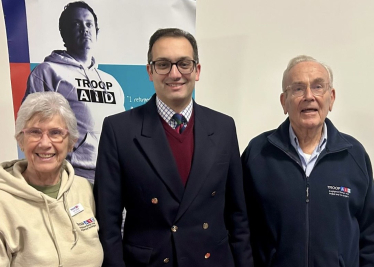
[150,59,197,75]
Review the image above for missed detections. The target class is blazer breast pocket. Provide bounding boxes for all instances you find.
[212,154,230,180]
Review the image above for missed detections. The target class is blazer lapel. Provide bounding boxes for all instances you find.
[175,103,217,221]
[135,95,184,202]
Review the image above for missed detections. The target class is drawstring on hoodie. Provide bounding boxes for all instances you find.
[62,190,79,248]
[41,194,63,267]
[41,189,79,267]
[94,68,109,94]
[80,65,109,100]
[81,66,98,99]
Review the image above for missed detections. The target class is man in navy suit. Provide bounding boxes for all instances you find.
[94,28,253,267]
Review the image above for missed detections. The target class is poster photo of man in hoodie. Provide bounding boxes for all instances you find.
[23,1,125,183]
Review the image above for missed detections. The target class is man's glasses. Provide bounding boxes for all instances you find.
[150,59,196,75]
[22,128,69,143]
[285,82,330,97]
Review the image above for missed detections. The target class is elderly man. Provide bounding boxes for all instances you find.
[242,55,374,266]
[94,28,253,267]
[23,1,125,182]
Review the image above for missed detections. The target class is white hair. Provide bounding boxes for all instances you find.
[15,92,79,148]
[282,55,333,91]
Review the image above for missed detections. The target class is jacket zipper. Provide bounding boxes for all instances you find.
[269,136,347,267]
[306,176,310,267]
[282,150,311,267]
[281,152,312,267]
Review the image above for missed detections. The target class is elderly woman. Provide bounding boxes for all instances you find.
[0,92,103,266]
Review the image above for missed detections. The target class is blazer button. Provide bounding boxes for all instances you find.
[211,191,216,197]
[163,258,170,263]
[202,223,209,229]
[171,225,178,232]
[205,253,211,259]
[151,198,158,204]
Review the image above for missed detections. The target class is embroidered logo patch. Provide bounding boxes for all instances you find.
[76,217,97,231]
[327,185,351,198]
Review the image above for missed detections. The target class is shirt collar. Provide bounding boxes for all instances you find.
[156,96,193,124]
[289,122,328,153]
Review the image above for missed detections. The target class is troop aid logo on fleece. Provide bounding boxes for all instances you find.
[77,217,97,231]
[327,185,351,198]
[75,78,117,104]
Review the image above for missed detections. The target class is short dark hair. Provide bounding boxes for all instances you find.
[59,1,99,42]
[147,28,199,64]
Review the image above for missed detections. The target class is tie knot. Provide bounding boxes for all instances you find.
[172,113,185,124]
[172,113,187,133]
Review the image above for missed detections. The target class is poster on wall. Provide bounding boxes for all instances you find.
[2,0,196,182]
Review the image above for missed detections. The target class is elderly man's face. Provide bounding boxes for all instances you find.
[63,7,97,54]
[280,61,335,133]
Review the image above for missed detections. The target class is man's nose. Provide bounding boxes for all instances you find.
[80,25,89,33]
[304,85,314,100]
[169,64,182,78]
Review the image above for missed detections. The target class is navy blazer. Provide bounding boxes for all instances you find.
[94,94,253,267]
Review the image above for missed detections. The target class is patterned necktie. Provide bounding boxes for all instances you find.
[172,113,187,133]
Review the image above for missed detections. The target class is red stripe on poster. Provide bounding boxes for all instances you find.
[10,63,30,119]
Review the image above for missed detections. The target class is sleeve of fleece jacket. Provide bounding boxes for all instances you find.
[0,233,11,267]
[359,152,374,266]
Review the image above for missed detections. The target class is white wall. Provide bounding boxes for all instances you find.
[0,3,17,162]
[2,1,374,161]
[196,0,374,161]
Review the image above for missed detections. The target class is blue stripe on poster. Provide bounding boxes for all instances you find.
[2,0,30,63]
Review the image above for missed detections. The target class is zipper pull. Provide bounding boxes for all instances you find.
[306,177,310,203]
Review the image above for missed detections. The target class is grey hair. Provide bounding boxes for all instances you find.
[282,55,333,91]
[15,92,79,149]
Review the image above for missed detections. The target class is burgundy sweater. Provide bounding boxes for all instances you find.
[160,112,195,186]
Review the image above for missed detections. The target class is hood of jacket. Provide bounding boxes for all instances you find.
[0,159,75,203]
[44,50,98,69]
